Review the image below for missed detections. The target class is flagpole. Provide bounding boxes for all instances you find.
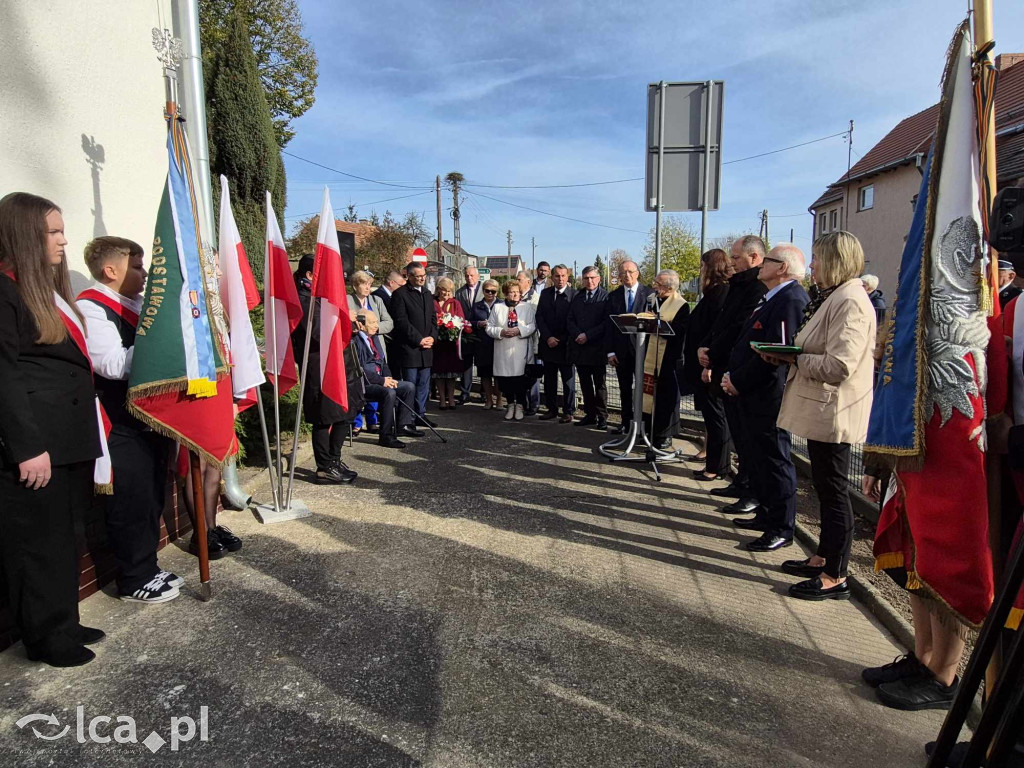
[266,195,285,508]
[255,393,281,512]
[286,292,317,510]
[189,451,212,600]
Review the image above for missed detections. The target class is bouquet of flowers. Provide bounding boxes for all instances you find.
[437,312,465,342]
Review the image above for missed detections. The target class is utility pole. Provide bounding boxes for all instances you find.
[531,237,536,270]
[435,175,443,262]
[507,230,513,258]
[844,119,854,229]
[759,209,769,246]
[789,227,794,243]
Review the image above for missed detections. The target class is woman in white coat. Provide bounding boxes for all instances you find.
[487,281,537,421]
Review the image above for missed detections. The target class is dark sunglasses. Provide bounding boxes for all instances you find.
[763,256,785,264]
[483,289,497,294]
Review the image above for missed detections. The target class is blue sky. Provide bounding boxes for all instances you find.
[282,0,1024,268]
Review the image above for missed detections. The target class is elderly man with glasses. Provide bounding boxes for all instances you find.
[567,266,610,429]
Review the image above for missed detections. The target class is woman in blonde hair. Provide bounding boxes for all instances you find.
[759,230,876,601]
[0,192,105,667]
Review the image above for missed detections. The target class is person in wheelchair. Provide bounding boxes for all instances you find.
[353,311,421,449]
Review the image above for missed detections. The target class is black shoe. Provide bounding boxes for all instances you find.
[877,672,958,711]
[315,465,352,484]
[575,416,597,427]
[379,436,406,449]
[559,414,574,423]
[862,652,925,688]
[733,515,770,531]
[746,532,793,551]
[78,626,106,645]
[693,469,725,481]
[710,483,747,498]
[421,416,438,428]
[189,530,228,559]
[610,423,627,435]
[399,425,424,438]
[594,418,608,431]
[721,498,759,514]
[539,411,558,421]
[781,558,825,578]
[26,644,95,667]
[366,423,380,434]
[214,525,243,552]
[525,408,538,416]
[336,461,358,483]
[788,577,851,601]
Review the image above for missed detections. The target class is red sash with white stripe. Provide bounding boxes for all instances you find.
[77,287,140,328]
[52,292,113,494]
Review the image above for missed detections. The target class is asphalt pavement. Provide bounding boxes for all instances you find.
[0,402,945,767]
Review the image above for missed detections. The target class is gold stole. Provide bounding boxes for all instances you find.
[642,294,685,415]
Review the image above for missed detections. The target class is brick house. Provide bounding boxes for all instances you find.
[809,54,1024,299]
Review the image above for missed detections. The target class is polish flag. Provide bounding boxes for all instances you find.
[218,176,265,412]
[311,188,350,410]
[264,192,303,394]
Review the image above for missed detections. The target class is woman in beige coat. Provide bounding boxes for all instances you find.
[758,231,876,601]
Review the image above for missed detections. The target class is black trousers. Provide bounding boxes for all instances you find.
[808,440,854,578]
[542,362,576,415]
[615,352,638,425]
[649,370,680,443]
[699,392,732,476]
[312,422,346,470]
[496,375,527,406]
[0,461,92,654]
[740,401,797,539]
[364,381,416,436]
[105,429,169,593]
[576,364,608,419]
[723,396,751,491]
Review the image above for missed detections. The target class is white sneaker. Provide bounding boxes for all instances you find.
[155,570,185,588]
[504,404,516,420]
[121,577,180,604]
[514,404,524,421]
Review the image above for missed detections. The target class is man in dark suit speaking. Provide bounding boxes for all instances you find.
[568,265,610,430]
[720,244,810,552]
[536,264,577,422]
[389,262,438,424]
[605,259,652,434]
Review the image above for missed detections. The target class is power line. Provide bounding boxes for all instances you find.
[463,190,647,234]
[284,190,433,220]
[282,150,434,190]
[721,130,849,166]
[464,176,643,190]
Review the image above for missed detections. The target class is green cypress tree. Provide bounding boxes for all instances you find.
[206,5,286,279]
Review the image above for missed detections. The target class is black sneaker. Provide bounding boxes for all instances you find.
[316,465,345,484]
[155,570,185,588]
[121,576,180,604]
[189,531,228,559]
[334,461,358,483]
[78,626,106,645]
[214,525,243,552]
[876,672,958,711]
[861,652,924,688]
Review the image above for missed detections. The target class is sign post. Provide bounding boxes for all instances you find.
[645,80,724,274]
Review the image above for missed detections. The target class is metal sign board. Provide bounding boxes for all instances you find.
[477,268,491,277]
[645,81,724,213]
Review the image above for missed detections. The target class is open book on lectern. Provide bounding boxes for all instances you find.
[610,313,677,335]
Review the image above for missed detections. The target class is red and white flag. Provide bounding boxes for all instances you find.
[264,192,303,394]
[311,187,351,410]
[219,176,265,412]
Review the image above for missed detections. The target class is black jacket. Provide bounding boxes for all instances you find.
[293,282,365,425]
[389,285,438,369]
[726,281,810,412]
[706,267,767,387]
[0,275,101,467]
[682,282,729,391]
[605,283,654,361]
[371,286,394,315]
[535,286,577,364]
[567,287,610,367]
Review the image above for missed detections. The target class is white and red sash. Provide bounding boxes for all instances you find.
[77,287,140,328]
[53,291,113,494]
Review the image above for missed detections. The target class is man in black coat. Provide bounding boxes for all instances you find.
[536,264,577,422]
[389,262,438,422]
[454,265,482,403]
[605,260,652,434]
[720,244,810,552]
[568,266,610,429]
[698,235,768,505]
[371,270,405,314]
[352,311,420,448]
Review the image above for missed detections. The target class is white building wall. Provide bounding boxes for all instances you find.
[1,1,172,291]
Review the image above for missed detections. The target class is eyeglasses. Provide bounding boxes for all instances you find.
[763,257,785,265]
[483,289,497,294]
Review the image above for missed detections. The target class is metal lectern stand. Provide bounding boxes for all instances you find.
[599,314,684,481]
